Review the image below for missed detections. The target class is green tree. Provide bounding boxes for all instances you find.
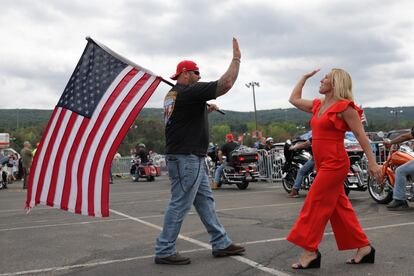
[211,124,231,144]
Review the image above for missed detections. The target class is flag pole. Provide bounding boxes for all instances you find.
[86,37,225,115]
[160,77,225,115]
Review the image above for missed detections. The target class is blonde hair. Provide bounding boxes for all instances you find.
[331,68,354,101]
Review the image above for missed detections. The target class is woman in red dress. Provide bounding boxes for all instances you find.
[287,68,382,269]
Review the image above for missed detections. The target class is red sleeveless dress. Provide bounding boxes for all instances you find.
[286,99,370,251]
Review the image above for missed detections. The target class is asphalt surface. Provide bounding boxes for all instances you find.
[1,175,413,276]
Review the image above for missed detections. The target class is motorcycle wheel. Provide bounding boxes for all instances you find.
[368,175,393,204]
[147,175,155,182]
[282,167,298,193]
[236,181,249,190]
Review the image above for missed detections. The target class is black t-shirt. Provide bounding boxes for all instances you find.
[220,141,239,162]
[164,81,217,156]
[136,148,149,164]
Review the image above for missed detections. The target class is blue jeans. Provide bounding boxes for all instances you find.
[393,159,414,200]
[155,154,232,257]
[214,162,228,184]
[293,159,314,190]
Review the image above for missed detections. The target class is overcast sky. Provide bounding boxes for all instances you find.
[1,0,414,111]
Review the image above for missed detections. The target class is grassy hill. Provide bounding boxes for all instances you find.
[1,106,413,132]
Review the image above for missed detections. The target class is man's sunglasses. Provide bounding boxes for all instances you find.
[190,70,200,76]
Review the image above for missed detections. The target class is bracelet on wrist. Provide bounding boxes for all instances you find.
[232,57,241,62]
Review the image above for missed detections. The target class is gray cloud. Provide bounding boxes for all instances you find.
[0,0,413,110]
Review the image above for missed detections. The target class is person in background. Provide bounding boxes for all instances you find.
[12,154,19,181]
[20,141,33,190]
[7,154,15,183]
[288,138,313,198]
[383,127,414,210]
[264,137,274,152]
[32,142,40,156]
[257,137,266,150]
[212,133,239,189]
[135,144,149,165]
[110,152,122,184]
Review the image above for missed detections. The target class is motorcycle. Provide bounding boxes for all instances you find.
[368,142,414,204]
[130,158,160,182]
[282,139,314,193]
[282,138,361,195]
[206,143,219,180]
[343,140,368,195]
[217,146,260,190]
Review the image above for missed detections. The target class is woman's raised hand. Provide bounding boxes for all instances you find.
[304,68,321,79]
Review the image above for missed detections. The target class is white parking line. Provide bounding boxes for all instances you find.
[109,209,291,276]
[2,212,413,276]
[0,195,409,231]
[0,247,270,276]
[0,254,156,276]
[242,221,414,246]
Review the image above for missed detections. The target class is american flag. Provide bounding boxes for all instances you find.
[26,37,161,217]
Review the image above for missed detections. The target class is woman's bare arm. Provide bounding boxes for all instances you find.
[289,69,320,113]
[342,107,382,182]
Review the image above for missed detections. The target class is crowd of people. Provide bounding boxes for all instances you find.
[0,141,34,190]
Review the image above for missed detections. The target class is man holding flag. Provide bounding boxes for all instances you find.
[156,38,245,265]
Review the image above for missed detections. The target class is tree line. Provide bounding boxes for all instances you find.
[1,107,413,156]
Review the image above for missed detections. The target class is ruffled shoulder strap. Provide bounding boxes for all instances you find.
[328,100,363,117]
[311,98,322,114]
[326,100,363,131]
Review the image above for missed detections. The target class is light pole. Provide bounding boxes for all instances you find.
[245,81,259,140]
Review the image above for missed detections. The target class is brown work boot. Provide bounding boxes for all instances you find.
[212,243,246,257]
[288,188,299,198]
[211,182,219,190]
[154,253,191,265]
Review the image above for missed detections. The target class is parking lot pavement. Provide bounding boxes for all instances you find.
[1,176,413,276]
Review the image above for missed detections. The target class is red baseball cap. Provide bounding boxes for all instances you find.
[226,133,234,141]
[170,60,199,80]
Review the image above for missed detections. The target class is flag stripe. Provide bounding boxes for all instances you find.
[54,114,83,208]
[40,110,72,205]
[91,74,156,216]
[69,66,134,214]
[37,109,69,205]
[34,108,64,205]
[89,73,152,216]
[62,117,89,212]
[27,108,59,207]
[100,77,161,216]
[77,69,143,215]
[46,111,78,206]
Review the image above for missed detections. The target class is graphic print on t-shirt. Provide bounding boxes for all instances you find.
[164,90,177,125]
